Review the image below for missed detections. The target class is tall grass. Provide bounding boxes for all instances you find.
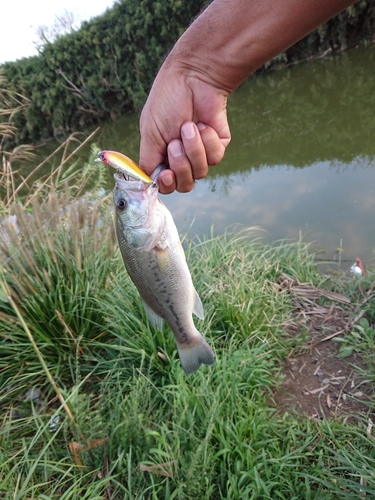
[1,94,375,496]
[1,211,375,497]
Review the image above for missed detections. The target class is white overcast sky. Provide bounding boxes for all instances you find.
[0,0,116,64]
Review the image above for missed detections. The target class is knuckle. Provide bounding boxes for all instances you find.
[178,182,194,193]
[159,185,175,195]
[207,149,224,166]
[193,164,209,180]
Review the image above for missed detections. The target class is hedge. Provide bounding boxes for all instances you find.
[1,0,374,147]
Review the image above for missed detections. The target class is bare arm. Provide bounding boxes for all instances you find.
[139,0,356,193]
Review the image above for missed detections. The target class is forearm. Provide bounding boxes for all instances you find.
[140,0,357,193]
[165,0,356,92]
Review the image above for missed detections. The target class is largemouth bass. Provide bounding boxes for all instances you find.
[97,150,215,374]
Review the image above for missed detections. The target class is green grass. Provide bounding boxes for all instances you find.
[1,159,375,498]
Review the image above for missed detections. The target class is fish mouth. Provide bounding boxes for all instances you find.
[114,171,140,182]
[114,172,156,191]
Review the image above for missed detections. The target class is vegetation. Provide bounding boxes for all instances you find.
[0,0,209,147]
[1,0,375,147]
[1,29,375,498]
[1,145,375,497]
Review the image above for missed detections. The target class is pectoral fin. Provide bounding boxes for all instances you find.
[177,240,186,261]
[156,248,170,273]
[142,299,163,331]
[192,288,204,320]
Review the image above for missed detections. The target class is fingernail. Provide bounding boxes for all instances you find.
[168,140,184,158]
[197,122,207,131]
[182,122,196,140]
[161,172,174,186]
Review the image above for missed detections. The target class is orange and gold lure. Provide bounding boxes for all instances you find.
[97,150,153,185]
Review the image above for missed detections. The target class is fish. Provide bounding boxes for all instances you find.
[97,150,215,374]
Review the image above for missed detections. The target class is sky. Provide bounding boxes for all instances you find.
[0,0,116,64]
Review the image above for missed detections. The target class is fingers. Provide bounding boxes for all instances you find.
[167,139,194,193]
[158,121,229,194]
[197,122,228,166]
[169,122,207,193]
[158,169,177,194]
[139,115,167,177]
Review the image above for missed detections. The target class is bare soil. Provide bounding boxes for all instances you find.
[273,274,374,422]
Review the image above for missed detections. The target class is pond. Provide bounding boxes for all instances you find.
[18,44,375,270]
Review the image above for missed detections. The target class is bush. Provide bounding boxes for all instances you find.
[1,0,375,146]
[1,0,208,146]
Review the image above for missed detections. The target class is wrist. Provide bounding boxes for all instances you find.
[162,13,251,94]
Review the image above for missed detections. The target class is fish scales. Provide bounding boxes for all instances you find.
[116,231,196,346]
[98,152,215,375]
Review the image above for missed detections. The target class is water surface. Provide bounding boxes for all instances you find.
[18,45,375,268]
[144,45,375,267]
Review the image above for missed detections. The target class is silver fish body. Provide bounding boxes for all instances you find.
[113,168,214,374]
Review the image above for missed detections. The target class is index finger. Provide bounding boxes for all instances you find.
[139,128,167,177]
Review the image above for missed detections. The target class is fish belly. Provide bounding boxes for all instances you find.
[116,229,214,374]
[117,235,195,342]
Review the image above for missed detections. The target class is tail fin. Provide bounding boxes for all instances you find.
[176,333,215,375]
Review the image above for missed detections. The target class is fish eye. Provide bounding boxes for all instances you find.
[116,198,126,210]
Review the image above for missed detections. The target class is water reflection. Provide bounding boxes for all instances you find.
[161,155,375,266]
[10,44,375,266]
[223,46,375,171]
[160,44,375,265]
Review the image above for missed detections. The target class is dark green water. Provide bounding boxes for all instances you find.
[18,44,375,269]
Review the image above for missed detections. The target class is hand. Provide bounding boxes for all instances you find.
[139,0,354,195]
[139,64,231,194]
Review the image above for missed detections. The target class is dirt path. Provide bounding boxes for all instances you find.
[273,274,374,422]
